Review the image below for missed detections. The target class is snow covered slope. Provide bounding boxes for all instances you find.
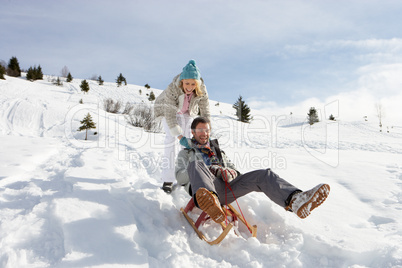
[0,75,401,267]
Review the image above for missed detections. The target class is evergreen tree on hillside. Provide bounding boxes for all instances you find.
[7,56,21,77]
[116,73,127,87]
[98,75,104,85]
[66,72,73,82]
[26,65,43,81]
[148,91,155,101]
[77,113,96,140]
[80,79,90,93]
[53,77,63,86]
[233,95,252,123]
[26,67,35,81]
[37,65,43,80]
[0,64,5,80]
[307,107,320,125]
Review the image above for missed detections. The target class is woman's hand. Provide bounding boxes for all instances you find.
[179,136,191,149]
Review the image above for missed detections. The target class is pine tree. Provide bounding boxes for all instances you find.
[77,113,96,140]
[0,64,5,79]
[54,77,63,86]
[66,72,73,82]
[144,84,151,89]
[116,73,127,87]
[233,95,252,123]
[148,91,155,101]
[307,107,320,125]
[36,65,43,80]
[26,66,34,81]
[80,79,90,93]
[7,56,21,77]
[26,65,43,81]
[98,75,104,85]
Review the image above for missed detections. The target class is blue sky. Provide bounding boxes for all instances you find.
[2,0,402,118]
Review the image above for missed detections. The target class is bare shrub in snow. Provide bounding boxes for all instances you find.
[126,104,161,133]
[122,102,135,115]
[61,66,69,78]
[103,98,122,113]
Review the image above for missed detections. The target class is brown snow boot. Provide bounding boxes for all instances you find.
[286,184,330,219]
[195,188,225,223]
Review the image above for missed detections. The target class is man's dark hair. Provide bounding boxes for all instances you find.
[191,117,210,130]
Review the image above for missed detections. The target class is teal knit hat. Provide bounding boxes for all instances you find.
[179,60,201,80]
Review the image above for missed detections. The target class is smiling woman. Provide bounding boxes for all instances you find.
[153,60,211,193]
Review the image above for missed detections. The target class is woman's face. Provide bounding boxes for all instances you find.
[182,79,197,94]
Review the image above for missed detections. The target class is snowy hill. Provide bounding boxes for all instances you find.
[0,75,401,267]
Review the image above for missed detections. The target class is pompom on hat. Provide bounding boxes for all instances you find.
[179,59,201,80]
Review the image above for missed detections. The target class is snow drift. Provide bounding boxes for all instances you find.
[0,75,401,267]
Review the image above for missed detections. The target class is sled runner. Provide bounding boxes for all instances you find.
[180,198,257,245]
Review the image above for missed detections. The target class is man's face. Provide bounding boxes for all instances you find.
[191,122,210,145]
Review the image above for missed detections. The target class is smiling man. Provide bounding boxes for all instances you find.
[175,117,330,223]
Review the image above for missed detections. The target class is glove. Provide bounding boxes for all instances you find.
[209,165,238,183]
[179,136,191,149]
[209,165,221,177]
[220,168,238,183]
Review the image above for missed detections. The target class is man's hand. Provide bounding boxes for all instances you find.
[220,168,238,183]
[209,165,221,177]
[209,165,238,183]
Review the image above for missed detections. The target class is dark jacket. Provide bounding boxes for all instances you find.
[175,139,239,194]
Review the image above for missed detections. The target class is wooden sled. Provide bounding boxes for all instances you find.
[180,198,257,245]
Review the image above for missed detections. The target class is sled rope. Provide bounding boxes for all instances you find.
[224,177,228,225]
[222,169,252,234]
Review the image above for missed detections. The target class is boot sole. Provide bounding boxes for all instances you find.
[196,188,225,223]
[297,184,330,219]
